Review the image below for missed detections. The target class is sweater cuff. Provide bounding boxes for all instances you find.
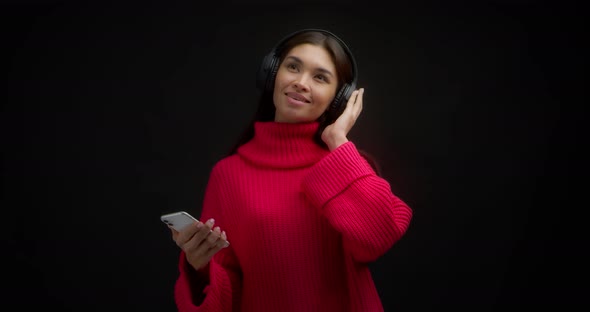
[175,253,233,311]
[175,252,207,309]
[302,141,374,208]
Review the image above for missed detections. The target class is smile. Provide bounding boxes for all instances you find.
[285,92,310,103]
[286,96,310,106]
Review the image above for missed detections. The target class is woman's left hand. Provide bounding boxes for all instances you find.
[321,88,364,151]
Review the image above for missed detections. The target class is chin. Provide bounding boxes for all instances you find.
[275,106,323,123]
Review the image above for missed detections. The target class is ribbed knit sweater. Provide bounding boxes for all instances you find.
[174,121,413,312]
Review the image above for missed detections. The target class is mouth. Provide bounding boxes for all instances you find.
[285,92,310,103]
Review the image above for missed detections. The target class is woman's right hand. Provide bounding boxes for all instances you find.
[170,218,230,271]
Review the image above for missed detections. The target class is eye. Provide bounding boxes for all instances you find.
[315,74,329,83]
[285,63,298,71]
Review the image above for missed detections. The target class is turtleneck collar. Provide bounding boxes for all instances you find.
[236,121,329,169]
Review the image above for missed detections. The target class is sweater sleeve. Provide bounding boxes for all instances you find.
[174,162,242,312]
[302,142,413,263]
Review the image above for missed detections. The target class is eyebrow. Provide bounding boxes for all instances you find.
[285,56,335,78]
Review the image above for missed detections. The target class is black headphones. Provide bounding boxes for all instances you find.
[256,28,358,113]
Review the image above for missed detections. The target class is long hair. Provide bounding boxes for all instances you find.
[226,30,382,176]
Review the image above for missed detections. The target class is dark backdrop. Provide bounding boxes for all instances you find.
[2,0,586,311]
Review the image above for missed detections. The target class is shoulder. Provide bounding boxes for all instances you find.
[209,154,242,176]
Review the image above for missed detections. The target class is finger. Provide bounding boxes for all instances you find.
[193,218,215,241]
[220,230,230,247]
[206,226,222,245]
[170,227,179,241]
[203,242,226,259]
[344,90,359,113]
[203,230,230,259]
[354,88,364,117]
[175,222,200,246]
[194,226,222,255]
[180,222,205,250]
[183,219,215,251]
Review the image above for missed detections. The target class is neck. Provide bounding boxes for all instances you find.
[236,121,328,168]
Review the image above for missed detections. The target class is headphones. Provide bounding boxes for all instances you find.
[256,28,358,113]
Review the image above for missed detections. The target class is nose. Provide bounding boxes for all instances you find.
[293,74,311,91]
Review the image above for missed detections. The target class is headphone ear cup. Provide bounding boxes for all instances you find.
[330,83,351,112]
[256,54,272,91]
[265,56,280,93]
[256,54,280,93]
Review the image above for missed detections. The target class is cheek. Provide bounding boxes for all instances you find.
[272,77,282,100]
[274,68,289,88]
[318,88,338,109]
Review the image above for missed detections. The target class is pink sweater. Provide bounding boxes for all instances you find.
[174,121,413,312]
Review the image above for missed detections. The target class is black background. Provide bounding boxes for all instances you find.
[2,0,586,311]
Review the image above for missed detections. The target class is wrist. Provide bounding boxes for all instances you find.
[326,136,349,151]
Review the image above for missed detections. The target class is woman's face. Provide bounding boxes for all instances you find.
[273,43,339,123]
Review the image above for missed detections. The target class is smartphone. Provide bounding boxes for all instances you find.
[161,211,198,231]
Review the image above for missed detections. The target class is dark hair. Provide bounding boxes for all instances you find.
[227,30,382,175]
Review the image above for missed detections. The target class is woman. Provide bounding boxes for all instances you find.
[168,29,413,312]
